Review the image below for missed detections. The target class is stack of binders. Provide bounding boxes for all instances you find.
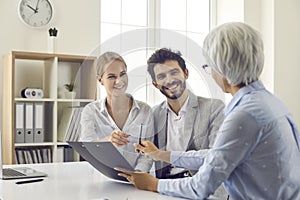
[15,147,52,164]
[15,102,44,143]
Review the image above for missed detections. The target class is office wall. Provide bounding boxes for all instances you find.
[1,0,299,127]
[274,0,300,126]
[216,0,300,126]
[244,0,300,126]
[0,0,100,55]
[0,0,100,128]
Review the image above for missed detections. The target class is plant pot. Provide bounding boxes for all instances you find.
[65,91,76,99]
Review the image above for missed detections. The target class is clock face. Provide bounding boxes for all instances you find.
[18,0,53,28]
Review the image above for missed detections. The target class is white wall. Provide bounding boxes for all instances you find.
[1,0,300,127]
[216,0,300,126]
[243,0,274,92]
[214,0,244,25]
[0,0,100,128]
[0,0,100,55]
[274,0,300,126]
[244,0,300,126]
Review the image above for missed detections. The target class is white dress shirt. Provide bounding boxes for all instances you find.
[79,95,154,172]
[166,96,189,151]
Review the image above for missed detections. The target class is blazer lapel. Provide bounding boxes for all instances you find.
[154,102,168,150]
[182,91,198,150]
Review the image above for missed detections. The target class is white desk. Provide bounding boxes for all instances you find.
[0,162,183,200]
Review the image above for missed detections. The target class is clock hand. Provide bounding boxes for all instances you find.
[35,0,40,11]
[27,4,38,13]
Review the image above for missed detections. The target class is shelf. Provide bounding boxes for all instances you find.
[15,98,55,102]
[57,142,70,146]
[1,51,97,164]
[57,99,94,103]
[15,142,55,147]
[11,51,94,62]
[15,98,94,103]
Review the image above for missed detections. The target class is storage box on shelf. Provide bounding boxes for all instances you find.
[1,51,97,164]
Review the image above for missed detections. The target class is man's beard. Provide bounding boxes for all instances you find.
[159,80,186,100]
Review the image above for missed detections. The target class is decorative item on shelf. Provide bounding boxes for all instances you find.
[21,88,44,99]
[48,27,58,53]
[64,82,76,99]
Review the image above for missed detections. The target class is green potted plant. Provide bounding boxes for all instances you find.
[64,82,76,99]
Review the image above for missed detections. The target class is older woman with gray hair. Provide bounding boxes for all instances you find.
[80,51,154,172]
[116,22,300,199]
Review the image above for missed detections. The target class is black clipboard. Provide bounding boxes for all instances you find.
[68,141,134,182]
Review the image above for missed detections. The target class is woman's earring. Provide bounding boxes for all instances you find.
[97,75,103,85]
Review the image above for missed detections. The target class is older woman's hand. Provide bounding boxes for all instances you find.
[115,167,159,192]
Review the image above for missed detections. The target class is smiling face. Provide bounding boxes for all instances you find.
[100,60,128,97]
[153,60,188,100]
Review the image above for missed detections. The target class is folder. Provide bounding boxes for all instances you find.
[15,103,25,143]
[36,149,43,163]
[25,103,34,143]
[56,146,64,162]
[64,146,74,162]
[57,107,76,142]
[33,103,44,143]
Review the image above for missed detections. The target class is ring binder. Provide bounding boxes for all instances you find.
[15,103,25,143]
[33,103,44,143]
[25,103,34,143]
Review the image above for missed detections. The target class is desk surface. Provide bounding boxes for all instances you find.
[0,162,183,200]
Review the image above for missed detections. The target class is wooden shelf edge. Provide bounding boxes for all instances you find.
[15,142,55,147]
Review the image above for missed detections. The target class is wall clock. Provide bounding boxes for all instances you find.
[18,0,53,28]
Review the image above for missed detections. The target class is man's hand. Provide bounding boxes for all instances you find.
[109,130,130,147]
[135,141,159,159]
[115,167,159,192]
[135,141,171,163]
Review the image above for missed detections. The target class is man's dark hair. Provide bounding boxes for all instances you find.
[147,48,187,81]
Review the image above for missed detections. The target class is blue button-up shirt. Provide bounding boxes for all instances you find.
[158,80,300,199]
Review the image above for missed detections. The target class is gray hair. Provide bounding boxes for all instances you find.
[203,22,264,86]
[96,52,127,77]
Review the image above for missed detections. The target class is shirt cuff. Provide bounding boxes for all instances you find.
[157,179,167,194]
[170,151,183,167]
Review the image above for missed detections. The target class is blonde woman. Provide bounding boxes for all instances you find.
[80,52,153,172]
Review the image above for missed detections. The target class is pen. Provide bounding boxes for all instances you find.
[16,178,44,185]
[137,123,144,153]
[139,123,143,145]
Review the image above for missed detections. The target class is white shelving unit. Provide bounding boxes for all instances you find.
[1,51,97,164]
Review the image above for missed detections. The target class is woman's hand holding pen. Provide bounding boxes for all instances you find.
[134,141,171,163]
[110,130,130,147]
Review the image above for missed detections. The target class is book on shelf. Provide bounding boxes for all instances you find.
[36,149,43,163]
[67,107,83,142]
[58,106,83,142]
[57,107,76,142]
[55,146,76,162]
[15,147,52,164]
[32,150,39,163]
[64,146,74,162]
[57,146,64,162]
